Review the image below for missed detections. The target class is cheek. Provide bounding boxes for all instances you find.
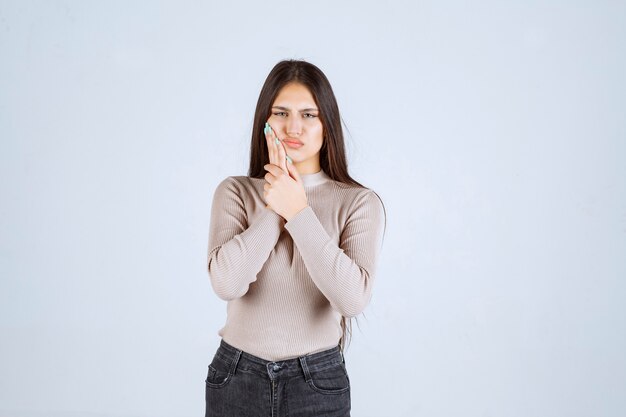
[268,115,283,127]
[309,120,324,135]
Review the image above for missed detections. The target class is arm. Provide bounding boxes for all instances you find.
[207,177,285,300]
[284,190,385,318]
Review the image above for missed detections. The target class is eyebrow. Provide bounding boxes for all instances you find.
[272,106,319,112]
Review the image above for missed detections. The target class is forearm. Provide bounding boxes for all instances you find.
[284,205,383,318]
[208,207,284,300]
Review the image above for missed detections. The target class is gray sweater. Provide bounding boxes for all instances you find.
[207,168,385,361]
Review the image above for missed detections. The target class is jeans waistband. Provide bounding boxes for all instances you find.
[214,339,345,381]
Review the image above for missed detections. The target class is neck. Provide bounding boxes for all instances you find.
[300,168,330,187]
[293,161,321,175]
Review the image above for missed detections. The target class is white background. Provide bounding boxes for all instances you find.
[1,1,624,416]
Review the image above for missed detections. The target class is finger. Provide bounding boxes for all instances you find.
[264,163,278,183]
[264,163,283,179]
[267,122,288,173]
[264,122,277,166]
[267,122,293,173]
[275,137,289,173]
[286,157,301,183]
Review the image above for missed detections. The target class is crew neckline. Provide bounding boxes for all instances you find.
[301,169,331,187]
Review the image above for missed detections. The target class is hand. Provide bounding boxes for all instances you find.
[264,120,292,210]
[263,163,308,222]
[264,121,291,176]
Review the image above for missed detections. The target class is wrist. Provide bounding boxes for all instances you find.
[285,204,308,223]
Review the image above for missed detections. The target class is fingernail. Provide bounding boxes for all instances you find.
[286,155,292,164]
[275,138,280,145]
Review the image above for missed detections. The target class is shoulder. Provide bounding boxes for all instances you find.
[329,182,384,217]
[351,188,384,214]
[215,175,260,190]
[212,175,260,201]
[213,176,238,194]
[340,186,386,242]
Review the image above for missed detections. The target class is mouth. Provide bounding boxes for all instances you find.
[283,138,303,148]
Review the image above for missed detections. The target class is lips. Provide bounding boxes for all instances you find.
[283,138,303,145]
[283,138,303,149]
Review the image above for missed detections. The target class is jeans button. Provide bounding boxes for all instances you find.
[272,364,281,372]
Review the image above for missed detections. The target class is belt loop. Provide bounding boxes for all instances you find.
[299,356,312,383]
[229,348,242,375]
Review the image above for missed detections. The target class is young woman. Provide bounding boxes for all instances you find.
[205,59,386,417]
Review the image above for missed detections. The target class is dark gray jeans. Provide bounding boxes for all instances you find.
[205,339,351,417]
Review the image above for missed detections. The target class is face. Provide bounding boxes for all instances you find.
[268,82,324,174]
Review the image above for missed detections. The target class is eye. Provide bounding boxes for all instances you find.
[273,112,287,117]
[303,113,318,118]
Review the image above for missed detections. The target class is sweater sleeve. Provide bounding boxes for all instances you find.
[283,190,385,318]
[207,176,285,301]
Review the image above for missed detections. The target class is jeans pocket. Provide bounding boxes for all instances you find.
[205,356,233,389]
[307,362,351,395]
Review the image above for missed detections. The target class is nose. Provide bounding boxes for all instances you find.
[286,115,302,136]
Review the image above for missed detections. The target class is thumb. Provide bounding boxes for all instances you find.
[286,158,302,183]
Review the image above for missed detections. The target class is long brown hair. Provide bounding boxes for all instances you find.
[247,59,387,353]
